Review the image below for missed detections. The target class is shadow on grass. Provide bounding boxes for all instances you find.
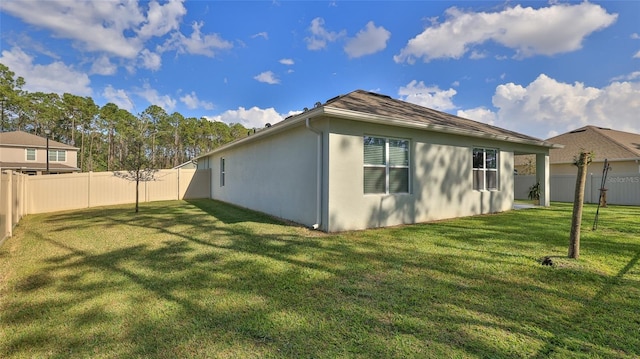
[1,200,639,358]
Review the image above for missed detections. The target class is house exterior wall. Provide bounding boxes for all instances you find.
[0,145,79,171]
[1,146,33,163]
[202,124,321,228]
[197,116,551,233]
[323,118,522,232]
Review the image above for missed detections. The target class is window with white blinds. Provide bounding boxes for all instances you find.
[26,148,36,161]
[364,136,409,194]
[48,150,66,162]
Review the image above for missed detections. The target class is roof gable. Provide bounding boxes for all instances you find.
[547,126,640,163]
[0,131,78,150]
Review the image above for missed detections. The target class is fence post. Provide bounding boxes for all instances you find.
[4,170,13,239]
[16,173,23,219]
[177,168,181,200]
[88,171,92,208]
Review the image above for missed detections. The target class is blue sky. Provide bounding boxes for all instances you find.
[1,0,638,140]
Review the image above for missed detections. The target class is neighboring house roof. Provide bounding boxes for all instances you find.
[546,125,640,163]
[0,130,79,150]
[199,89,560,159]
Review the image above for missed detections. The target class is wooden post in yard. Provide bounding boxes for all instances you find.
[569,151,591,259]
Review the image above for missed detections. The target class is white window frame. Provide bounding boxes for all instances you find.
[363,136,410,194]
[48,150,66,162]
[26,148,36,161]
[473,147,499,191]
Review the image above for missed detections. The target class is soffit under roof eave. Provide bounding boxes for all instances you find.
[322,107,563,149]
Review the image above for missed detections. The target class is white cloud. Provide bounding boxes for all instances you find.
[206,107,284,128]
[283,110,303,119]
[136,83,176,112]
[90,55,118,76]
[254,71,280,84]
[180,91,214,110]
[469,50,487,60]
[1,0,146,58]
[162,21,233,57]
[102,85,134,111]
[398,80,457,111]
[139,49,162,71]
[0,46,92,96]
[344,21,390,58]
[632,33,640,40]
[394,2,617,63]
[305,17,345,50]
[0,0,229,73]
[137,0,186,39]
[611,71,640,82]
[280,58,295,65]
[634,50,640,59]
[457,107,497,125]
[489,74,640,138]
[252,32,268,40]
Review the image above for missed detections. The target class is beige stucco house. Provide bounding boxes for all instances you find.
[196,90,560,232]
[0,131,80,175]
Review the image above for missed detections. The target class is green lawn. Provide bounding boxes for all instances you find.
[1,200,638,358]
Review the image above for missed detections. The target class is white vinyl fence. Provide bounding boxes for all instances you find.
[1,168,211,244]
[0,171,29,243]
[515,173,640,205]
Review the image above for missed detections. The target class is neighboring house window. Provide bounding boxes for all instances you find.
[48,150,66,162]
[473,148,499,190]
[26,148,36,161]
[220,158,225,187]
[364,136,410,194]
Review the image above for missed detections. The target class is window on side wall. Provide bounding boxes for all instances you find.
[48,150,66,162]
[220,157,225,187]
[364,136,409,194]
[473,148,498,191]
[26,148,36,161]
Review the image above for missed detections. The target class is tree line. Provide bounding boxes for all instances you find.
[0,63,252,172]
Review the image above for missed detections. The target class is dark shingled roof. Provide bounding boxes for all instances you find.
[323,90,545,143]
